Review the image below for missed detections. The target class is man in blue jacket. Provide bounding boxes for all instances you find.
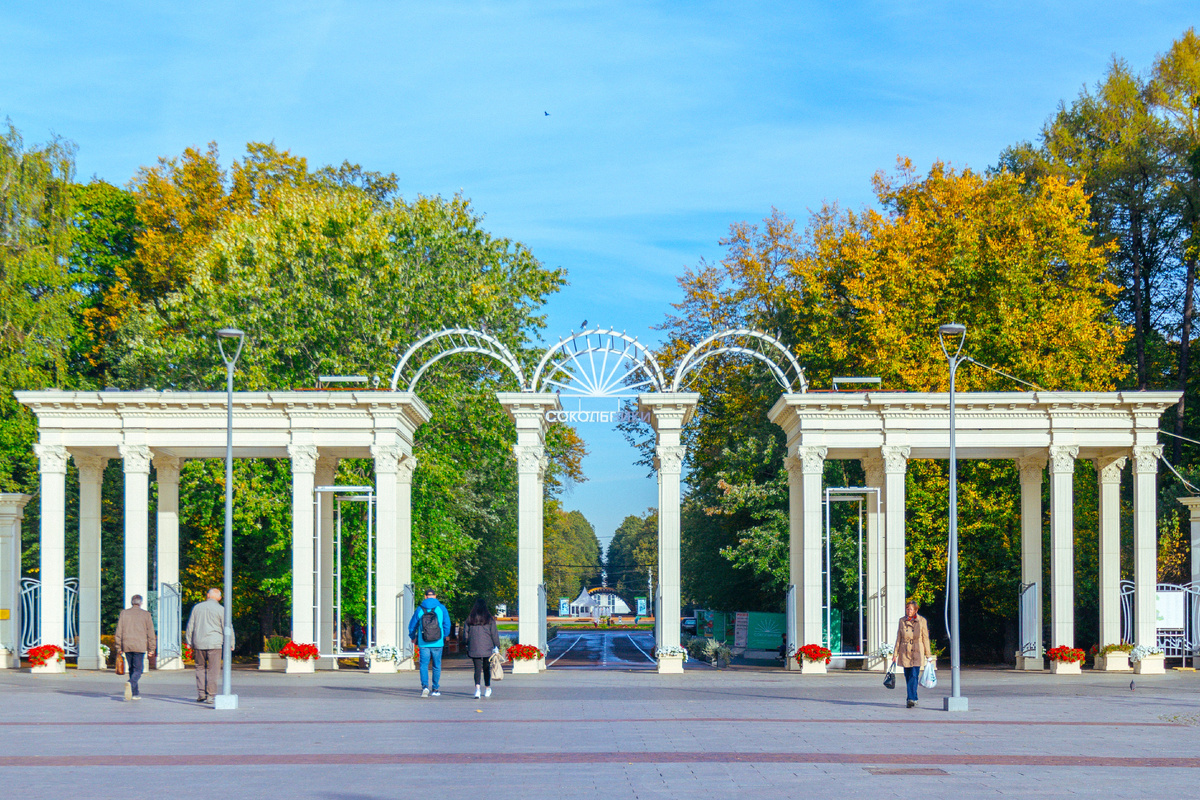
[409,589,451,697]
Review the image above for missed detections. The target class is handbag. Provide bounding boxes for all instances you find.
[489,651,504,681]
[882,661,895,690]
[115,652,125,675]
[919,660,937,689]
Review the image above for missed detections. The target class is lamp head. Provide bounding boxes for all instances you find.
[216,327,246,366]
[938,323,966,336]
[938,322,966,362]
[217,327,244,340]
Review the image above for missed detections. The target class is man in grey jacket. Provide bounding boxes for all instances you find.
[114,595,156,701]
[185,588,229,704]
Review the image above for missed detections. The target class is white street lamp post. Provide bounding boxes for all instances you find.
[215,327,244,711]
[938,323,968,713]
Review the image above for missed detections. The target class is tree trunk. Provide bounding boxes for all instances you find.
[1176,251,1196,462]
[1130,204,1148,390]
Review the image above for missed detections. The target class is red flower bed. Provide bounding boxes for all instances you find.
[507,644,544,661]
[28,644,66,666]
[795,643,832,665]
[1046,645,1085,663]
[279,641,320,661]
[182,643,194,664]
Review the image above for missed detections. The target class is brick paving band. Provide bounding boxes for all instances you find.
[0,717,1179,728]
[1,752,1196,768]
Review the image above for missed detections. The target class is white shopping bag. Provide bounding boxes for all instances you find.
[919,660,937,689]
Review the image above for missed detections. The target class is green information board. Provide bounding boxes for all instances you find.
[745,612,786,650]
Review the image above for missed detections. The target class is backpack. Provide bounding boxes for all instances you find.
[420,607,442,643]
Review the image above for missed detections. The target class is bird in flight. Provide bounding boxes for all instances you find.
[544,111,550,116]
[581,320,588,329]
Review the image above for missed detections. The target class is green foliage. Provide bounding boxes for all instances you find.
[606,510,657,600]
[543,506,602,607]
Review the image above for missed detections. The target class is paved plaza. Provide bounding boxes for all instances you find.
[2,658,1198,798]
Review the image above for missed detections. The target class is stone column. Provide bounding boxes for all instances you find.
[639,393,698,675]
[76,455,108,670]
[119,444,152,609]
[289,444,318,645]
[1179,497,1200,668]
[1047,444,1078,648]
[371,445,398,669]
[34,444,68,658]
[1095,455,1125,649]
[0,493,32,669]
[395,454,417,671]
[152,454,183,670]
[315,455,337,661]
[1131,445,1162,647]
[881,445,910,636]
[785,445,826,671]
[1016,455,1045,669]
[497,393,559,675]
[861,454,885,670]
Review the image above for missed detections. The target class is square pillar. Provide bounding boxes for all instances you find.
[75,455,107,670]
[1095,456,1125,648]
[1179,497,1200,668]
[119,444,152,609]
[1016,455,1045,669]
[881,445,910,636]
[289,444,318,645]
[395,455,416,671]
[34,443,68,654]
[153,454,183,670]
[371,447,398,658]
[1131,445,1162,647]
[1048,444,1078,648]
[0,493,32,669]
[861,455,885,670]
[498,393,560,674]
[316,456,337,658]
[785,445,826,668]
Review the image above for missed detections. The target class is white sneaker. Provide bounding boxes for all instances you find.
[484,687,492,698]
[421,687,430,697]
[431,691,441,697]
[474,686,481,699]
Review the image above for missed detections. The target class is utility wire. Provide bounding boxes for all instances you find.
[1159,428,1200,448]
[962,357,1044,391]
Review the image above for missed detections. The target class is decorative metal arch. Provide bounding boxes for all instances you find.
[671,328,807,393]
[390,328,527,391]
[532,328,666,396]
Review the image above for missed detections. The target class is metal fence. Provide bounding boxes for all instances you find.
[157,583,182,660]
[19,578,79,656]
[1018,582,1039,656]
[1120,581,1199,659]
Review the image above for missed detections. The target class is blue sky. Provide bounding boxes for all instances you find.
[2,1,1195,548]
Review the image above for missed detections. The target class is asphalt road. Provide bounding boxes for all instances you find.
[546,630,659,669]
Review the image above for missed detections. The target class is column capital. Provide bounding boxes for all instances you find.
[0,492,32,525]
[1094,455,1126,484]
[118,443,152,474]
[880,445,910,474]
[75,454,109,480]
[1047,444,1079,474]
[785,445,826,476]
[1131,444,1162,474]
[1016,455,1046,483]
[288,443,318,473]
[151,453,181,480]
[654,444,687,474]
[513,443,546,478]
[371,444,401,474]
[33,443,69,474]
[397,454,418,482]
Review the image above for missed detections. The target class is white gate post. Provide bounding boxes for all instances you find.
[1048,444,1078,648]
[1131,445,1162,648]
[316,455,337,665]
[861,455,885,670]
[639,393,698,675]
[289,443,318,645]
[371,445,399,672]
[34,444,68,663]
[1095,455,1126,650]
[497,393,560,674]
[153,454,183,670]
[119,444,152,610]
[0,493,31,668]
[1017,455,1045,669]
[76,455,107,670]
[395,455,417,671]
[880,445,910,640]
[1180,497,1200,669]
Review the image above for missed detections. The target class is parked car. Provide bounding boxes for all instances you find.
[681,617,697,635]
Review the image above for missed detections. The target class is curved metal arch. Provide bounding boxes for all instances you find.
[390,328,527,392]
[532,328,666,396]
[671,328,807,393]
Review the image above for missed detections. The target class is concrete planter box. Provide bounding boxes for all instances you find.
[1094,652,1131,672]
[31,659,66,674]
[258,652,286,671]
[1133,654,1166,675]
[367,658,397,674]
[656,654,685,674]
[511,658,540,674]
[799,657,828,674]
[1049,659,1082,674]
[1015,652,1044,671]
[285,657,316,674]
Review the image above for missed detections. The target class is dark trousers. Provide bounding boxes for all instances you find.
[904,666,920,701]
[194,648,221,700]
[472,657,492,687]
[124,652,145,696]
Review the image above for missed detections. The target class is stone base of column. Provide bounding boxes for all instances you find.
[538,656,547,672]
[512,659,539,674]
[1014,654,1045,671]
[785,655,801,671]
[0,648,18,669]
[31,660,67,674]
[397,655,415,672]
[657,654,684,674]
[315,656,339,670]
[157,657,184,671]
[76,655,104,670]
[865,656,889,672]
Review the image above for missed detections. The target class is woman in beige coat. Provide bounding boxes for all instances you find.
[892,600,932,708]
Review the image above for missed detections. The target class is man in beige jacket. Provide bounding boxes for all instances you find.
[114,595,156,701]
[185,588,228,705]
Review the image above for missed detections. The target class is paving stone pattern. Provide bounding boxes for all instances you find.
[1,664,1197,797]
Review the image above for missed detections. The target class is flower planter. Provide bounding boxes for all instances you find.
[31,659,67,674]
[511,658,540,674]
[1094,653,1131,672]
[258,652,286,671]
[656,653,685,674]
[285,657,316,674]
[1049,659,1082,674]
[799,657,828,675]
[367,658,397,674]
[1133,654,1166,675]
